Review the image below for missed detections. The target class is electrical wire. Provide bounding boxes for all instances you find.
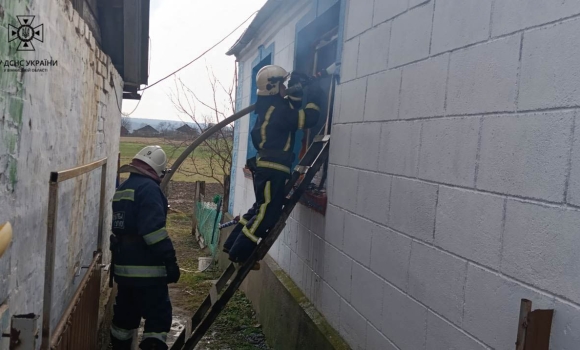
[112,83,145,117]
[138,10,258,92]
[113,11,257,116]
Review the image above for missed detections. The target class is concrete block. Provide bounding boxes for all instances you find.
[426,311,486,350]
[408,242,467,324]
[366,324,397,350]
[329,124,352,166]
[345,0,374,40]
[399,54,449,119]
[373,0,407,24]
[339,299,368,350]
[388,177,438,242]
[332,166,359,212]
[382,283,428,350]
[502,199,580,304]
[343,213,375,266]
[364,69,401,122]
[409,0,431,7]
[296,224,310,263]
[550,300,580,349]
[356,171,391,224]
[324,204,345,250]
[340,37,359,83]
[349,123,381,170]
[569,118,580,206]
[492,0,580,37]
[417,117,480,187]
[357,21,390,77]
[338,78,367,123]
[280,242,291,272]
[447,35,520,115]
[326,165,336,201]
[301,265,316,301]
[477,112,573,202]
[310,211,326,237]
[519,18,580,110]
[319,281,341,329]
[378,121,421,177]
[463,264,554,350]
[431,0,492,55]
[435,187,504,269]
[309,234,325,276]
[323,243,353,301]
[290,250,305,287]
[370,226,412,291]
[389,2,434,68]
[351,262,384,328]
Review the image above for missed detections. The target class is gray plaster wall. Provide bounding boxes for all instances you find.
[231,0,580,349]
[0,0,122,343]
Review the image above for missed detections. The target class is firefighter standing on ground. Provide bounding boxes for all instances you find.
[223,65,323,264]
[109,146,180,350]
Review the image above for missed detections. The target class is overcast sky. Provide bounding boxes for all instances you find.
[122,0,267,122]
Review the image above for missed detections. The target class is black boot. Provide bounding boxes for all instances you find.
[139,337,169,350]
[110,334,133,350]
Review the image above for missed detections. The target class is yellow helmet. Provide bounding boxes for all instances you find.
[256,65,289,96]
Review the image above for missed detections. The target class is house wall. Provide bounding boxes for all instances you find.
[0,0,123,342]
[231,0,580,349]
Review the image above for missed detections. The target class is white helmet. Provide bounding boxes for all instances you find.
[256,65,289,96]
[133,145,167,177]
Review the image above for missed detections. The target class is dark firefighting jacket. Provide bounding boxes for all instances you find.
[111,173,176,286]
[250,92,321,174]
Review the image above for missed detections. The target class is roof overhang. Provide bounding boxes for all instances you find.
[99,0,150,99]
[225,0,285,57]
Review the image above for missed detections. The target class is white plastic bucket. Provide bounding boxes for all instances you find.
[198,257,213,271]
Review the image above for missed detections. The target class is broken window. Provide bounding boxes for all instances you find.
[292,2,341,214]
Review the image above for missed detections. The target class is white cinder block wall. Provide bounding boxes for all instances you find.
[0,0,123,337]
[231,0,580,349]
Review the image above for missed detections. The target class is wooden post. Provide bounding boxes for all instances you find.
[515,299,554,350]
[516,299,532,350]
[223,175,230,214]
[191,181,206,236]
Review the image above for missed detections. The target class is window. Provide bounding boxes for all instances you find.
[246,54,272,161]
[292,3,341,214]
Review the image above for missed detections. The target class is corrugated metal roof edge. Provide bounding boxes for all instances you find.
[225,0,285,57]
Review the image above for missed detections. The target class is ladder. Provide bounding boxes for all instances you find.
[170,134,331,350]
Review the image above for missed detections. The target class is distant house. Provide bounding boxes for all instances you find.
[120,125,129,136]
[176,124,197,135]
[132,125,159,137]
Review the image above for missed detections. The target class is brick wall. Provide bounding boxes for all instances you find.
[0,0,123,342]
[315,0,580,349]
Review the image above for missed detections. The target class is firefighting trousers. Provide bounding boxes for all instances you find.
[110,284,172,350]
[224,167,288,262]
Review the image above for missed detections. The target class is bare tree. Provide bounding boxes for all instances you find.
[168,65,236,199]
[121,116,132,132]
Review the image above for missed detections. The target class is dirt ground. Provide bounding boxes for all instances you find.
[167,181,224,214]
[164,182,269,350]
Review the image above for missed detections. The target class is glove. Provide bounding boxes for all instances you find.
[165,256,181,284]
[305,80,324,106]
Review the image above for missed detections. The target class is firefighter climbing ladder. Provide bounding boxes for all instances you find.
[170,134,330,350]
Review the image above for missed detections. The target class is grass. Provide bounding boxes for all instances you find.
[167,212,269,350]
[119,136,225,183]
